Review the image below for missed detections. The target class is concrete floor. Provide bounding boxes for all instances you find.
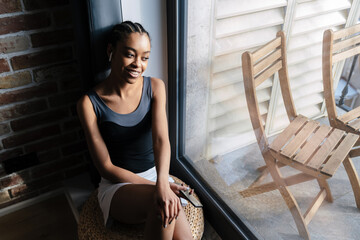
[194,113,360,240]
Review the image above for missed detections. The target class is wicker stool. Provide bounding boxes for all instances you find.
[78,176,204,240]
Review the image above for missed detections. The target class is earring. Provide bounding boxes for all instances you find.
[109,52,113,62]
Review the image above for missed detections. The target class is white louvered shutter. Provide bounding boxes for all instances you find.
[206,0,360,158]
[269,0,355,133]
[207,0,287,157]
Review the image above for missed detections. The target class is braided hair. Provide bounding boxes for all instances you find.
[108,21,151,48]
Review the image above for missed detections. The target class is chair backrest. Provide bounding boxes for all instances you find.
[242,31,297,152]
[322,24,360,124]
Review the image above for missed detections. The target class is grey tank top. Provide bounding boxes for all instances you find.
[87,76,155,173]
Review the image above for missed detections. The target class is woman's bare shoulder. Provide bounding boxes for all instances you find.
[77,94,92,113]
[150,77,165,95]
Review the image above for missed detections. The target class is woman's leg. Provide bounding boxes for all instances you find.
[110,184,180,240]
[173,207,193,240]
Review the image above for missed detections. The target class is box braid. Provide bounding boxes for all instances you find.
[108,21,151,48]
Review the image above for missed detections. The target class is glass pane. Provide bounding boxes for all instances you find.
[184,0,359,239]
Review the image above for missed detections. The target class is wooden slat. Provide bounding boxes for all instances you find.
[254,49,281,75]
[254,60,282,87]
[256,162,286,172]
[303,189,327,226]
[333,45,360,63]
[333,24,360,40]
[276,31,297,121]
[240,173,315,198]
[294,125,332,164]
[284,173,315,186]
[281,121,319,158]
[270,150,327,179]
[240,181,277,198]
[306,129,344,171]
[270,115,308,151]
[321,133,359,176]
[252,37,281,62]
[348,118,360,131]
[323,29,338,126]
[333,34,360,52]
[338,106,360,123]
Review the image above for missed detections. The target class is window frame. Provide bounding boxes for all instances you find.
[166,1,259,239]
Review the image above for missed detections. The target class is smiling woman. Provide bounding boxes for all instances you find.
[77,21,194,240]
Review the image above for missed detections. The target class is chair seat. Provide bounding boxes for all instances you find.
[78,176,204,240]
[269,115,359,177]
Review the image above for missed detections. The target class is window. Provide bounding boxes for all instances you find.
[169,0,360,239]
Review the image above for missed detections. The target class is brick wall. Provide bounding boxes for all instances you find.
[0,0,88,208]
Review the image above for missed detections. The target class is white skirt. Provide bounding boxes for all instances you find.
[97,166,188,225]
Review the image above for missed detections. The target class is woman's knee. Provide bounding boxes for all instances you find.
[110,184,157,223]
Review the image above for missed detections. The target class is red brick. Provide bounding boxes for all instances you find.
[9,172,63,198]
[24,131,77,153]
[53,7,72,27]
[0,191,37,208]
[0,123,10,135]
[2,124,61,148]
[11,107,68,131]
[30,161,57,179]
[0,58,10,73]
[0,35,30,54]
[31,155,80,178]
[62,117,81,131]
[70,104,77,116]
[31,28,73,47]
[8,183,27,197]
[59,75,81,91]
[36,182,62,195]
[23,0,69,10]
[64,162,88,178]
[0,99,47,121]
[30,172,63,187]
[49,90,82,107]
[0,0,21,14]
[37,148,61,163]
[0,12,51,35]
[0,171,30,188]
[11,47,73,70]
[33,62,78,82]
[61,140,87,156]
[0,164,5,177]
[0,71,32,89]
[0,148,23,162]
[0,190,10,203]
[0,81,57,106]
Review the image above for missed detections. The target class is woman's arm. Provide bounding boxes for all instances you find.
[77,95,154,185]
[151,78,171,187]
[151,78,187,227]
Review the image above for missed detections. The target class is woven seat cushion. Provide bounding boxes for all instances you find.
[78,176,204,240]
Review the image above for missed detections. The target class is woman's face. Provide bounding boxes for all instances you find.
[110,32,151,84]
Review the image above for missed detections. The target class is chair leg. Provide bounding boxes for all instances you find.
[317,178,333,202]
[264,153,310,240]
[343,156,360,209]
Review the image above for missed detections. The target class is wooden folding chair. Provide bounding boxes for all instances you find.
[240,31,360,240]
[323,23,360,157]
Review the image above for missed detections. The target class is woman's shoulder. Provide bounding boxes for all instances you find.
[149,77,165,92]
[77,83,103,112]
[77,93,93,112]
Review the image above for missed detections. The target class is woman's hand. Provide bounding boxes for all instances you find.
[155,183,183,228]
[169,182,189,197]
